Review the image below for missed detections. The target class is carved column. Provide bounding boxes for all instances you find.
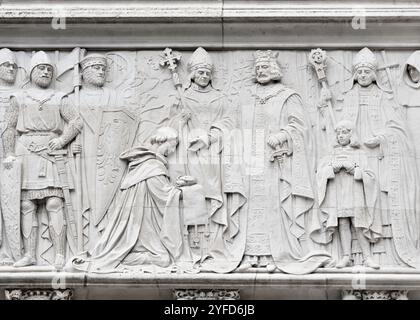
[173,289,240,300]
[342,290,409,300]
[5,289,73,300]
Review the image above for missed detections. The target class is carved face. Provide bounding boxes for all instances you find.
[255,62,271,84]
[31,64,53,88]
[408,65,420,83]
[355,66,375,87]
[157,139,178,157]
[82,64,107,87]
[0,61,17,84]
[192,68,212,88]
[336,127,352,146]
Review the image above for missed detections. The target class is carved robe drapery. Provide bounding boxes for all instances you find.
[78,88,136,246]
[315,145,382,243]
[399,51,420,173]
[240,83,330,274]
[170,85,247,273]
[339,82,420,268]
[69,148,198,273]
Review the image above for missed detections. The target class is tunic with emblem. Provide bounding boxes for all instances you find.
[3,89,82,200]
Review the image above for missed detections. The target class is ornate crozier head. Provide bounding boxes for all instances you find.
[0,48,18,85]
[80,53,108,88]
[188,47,213,89]
[352,47,377,87]
[253,50,282,85]
[30,51,54,89]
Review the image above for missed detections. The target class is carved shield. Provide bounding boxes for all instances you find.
[0,159,22,261]
[94,109,137,227]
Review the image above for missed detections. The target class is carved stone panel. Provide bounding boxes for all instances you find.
[0,45,419,277]
[173,289,240,300]
[5,289,73,300]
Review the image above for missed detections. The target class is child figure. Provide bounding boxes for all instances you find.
[316,120,382,269]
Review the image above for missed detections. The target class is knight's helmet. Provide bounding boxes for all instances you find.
[29,51,54,78]
[187,47,213,73]
[0,48,16,66]
[353,47,378,71]
[80,53,107,71]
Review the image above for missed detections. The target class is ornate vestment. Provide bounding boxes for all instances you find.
[240,83,330,274]
[170,84,247,272]
[339,82,420,267]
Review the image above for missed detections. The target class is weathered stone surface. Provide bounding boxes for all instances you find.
[0,0,419,299]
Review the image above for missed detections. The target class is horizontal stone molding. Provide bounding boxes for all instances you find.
[0,269,419,290]
[0,1,419,49]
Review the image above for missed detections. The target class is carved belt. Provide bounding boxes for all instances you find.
[18,135,57,177]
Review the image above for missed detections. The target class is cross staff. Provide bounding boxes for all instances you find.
[160,48,186,110]
[378,50,399,94]
[159,48,198,125]
[160,48,182,88]
[309,48,336,127]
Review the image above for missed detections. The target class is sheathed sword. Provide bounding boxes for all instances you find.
[49,149,78,252]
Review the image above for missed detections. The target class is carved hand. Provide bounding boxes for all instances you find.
[188,136,209,151]
[331,160,342,173]
[267,133,285,149]
[176,175,197,187]
[342,160,356,174]
[3,155,16,170]
[48,138,65,150]
[208,128,220,145]
[364,136,380,148]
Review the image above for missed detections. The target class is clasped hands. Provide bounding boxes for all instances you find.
[331,160,357,174]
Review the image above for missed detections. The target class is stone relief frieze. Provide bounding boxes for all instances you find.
[0,46,419,275]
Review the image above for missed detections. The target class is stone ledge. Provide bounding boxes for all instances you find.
[0,269,419,290]
[0,1,419,49]
[0,1,419,21]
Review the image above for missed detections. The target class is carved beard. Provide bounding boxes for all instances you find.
[0,65,16,84]
[33,75,52,88]
[83,68,106,87]
[256,72,271,84]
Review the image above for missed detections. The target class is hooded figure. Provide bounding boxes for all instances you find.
[398,51,420,174]
[68,127,207,273]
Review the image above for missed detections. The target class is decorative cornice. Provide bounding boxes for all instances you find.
[0,1,419,22]
[0,1,419,49]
